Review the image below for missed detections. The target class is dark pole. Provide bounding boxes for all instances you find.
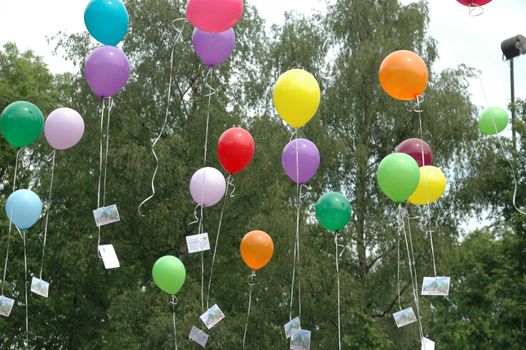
[510,58,516,150]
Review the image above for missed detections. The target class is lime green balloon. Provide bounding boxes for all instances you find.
[377,153,420,203]
[315,192,352,232]
[479,107,509,135]
[152,255,186,295]
[0,101,44,148]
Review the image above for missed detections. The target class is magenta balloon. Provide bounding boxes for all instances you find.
[189,167,226,207]
[281,138,320,184]
[457,0,492,6]
[44,108,85,150]
[192,27,235,67]
[84,45,130,98]
[395,138,432,167]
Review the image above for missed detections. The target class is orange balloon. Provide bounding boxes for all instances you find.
[379,50,428,101]
[240,230,274,270]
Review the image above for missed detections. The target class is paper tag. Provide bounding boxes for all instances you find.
[290,329,311,350]
[98,244,120,269]
[31,277,49,298]
[186,233,210,254]
[284,316,301,339]
[421,276,450,296]
[200,304,225,329]
[189,326,209,347]
[421,337,435,350]
[93,204,120,227]
[0,296,15,317]
[393,307,417,328]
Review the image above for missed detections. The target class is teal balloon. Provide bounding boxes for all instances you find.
[152,256,186,295]
[0,101,44,148]
[84,0,129,46]
[5,189,42,230]
[377,153,420,203]
[479,107,509,135]
[315,192,352,232]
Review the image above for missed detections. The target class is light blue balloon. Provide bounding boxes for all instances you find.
[84,0,129,46]
[5,189,42,230]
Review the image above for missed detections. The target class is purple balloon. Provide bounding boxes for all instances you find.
[395,138,432,167]
[84,45,130,98]
[44,108,85,150]
[190,167,226,208]
[192,27,235,67]
[281,138,320,184]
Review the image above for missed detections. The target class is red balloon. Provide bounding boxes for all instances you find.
[457,0,492,6]
[217,127,255,174]
[395,138,432,167]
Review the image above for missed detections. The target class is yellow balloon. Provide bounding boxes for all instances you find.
[408,166,446,205]
[272,69,321,128]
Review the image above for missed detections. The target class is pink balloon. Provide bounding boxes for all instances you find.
[44,108,85,150]
[189,167,226,207]
[186,0,243,33]
[457,0,492,6]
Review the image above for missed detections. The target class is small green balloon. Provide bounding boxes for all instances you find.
[152,255,186,295]
[479,107,509,135]
[0,101,44,148]
[315,192,352,232]
[377,153,420,203]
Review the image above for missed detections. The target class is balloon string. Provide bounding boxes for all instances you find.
[289,134,302,322]
[334,233,342,350]
[468,2,484,17]
[102,97,113,207]
[137,21,186,216]
[397,205,402,311]
[1,149,22,296]
[18,228,29,348]
[171,295,178,350]
[242,271,256,349]
[401,209,424,342]
[96,99,106,255]
[199,203,204,312]
[206,176,232,310]
[203,68,215,166]
[39,150,56,279]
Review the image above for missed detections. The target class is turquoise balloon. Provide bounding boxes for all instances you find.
[5,189,42,230]
[84,0,129,46]
[315,192,352,232]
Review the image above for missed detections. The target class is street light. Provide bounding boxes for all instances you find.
[501,34,526,150]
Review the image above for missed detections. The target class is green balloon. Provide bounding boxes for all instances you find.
[377,153,420,203]
[0,101,44,148]
[479,107,509,135]
[315,192,352,232]
[152,255,186,295]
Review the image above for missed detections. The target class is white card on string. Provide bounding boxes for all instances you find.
[0,295,15,317]
[186,233,210,254]
[189,325,209,347]
[393,307,417,328]
[290,329,311,350]
[93,204,120,227]
[98,244,120,269]
[284,316,301,339]
[31,277,49,298]
[200,304,225,329]
[421,276,450,296]
[421,337,435,350]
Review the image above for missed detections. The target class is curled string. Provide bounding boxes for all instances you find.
[320,39,337,81]
[206,176,232,310]
[138,20,186,216]
[479,77,526,216]
[416,104,438,276]
[39,150,56,279]
[187,204,200,226]
[334,232,342,350]
[227,176,236,197]
[170,295,179,350]
[1,149,22,296]
[17,227,29,347]
[468,1,484,16]
[242,271,256,349]
[400,208,424,342]
[96,99,106,256]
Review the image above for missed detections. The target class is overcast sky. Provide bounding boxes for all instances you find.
[0,0,525,113]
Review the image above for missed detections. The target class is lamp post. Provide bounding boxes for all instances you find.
[501,34,526,150]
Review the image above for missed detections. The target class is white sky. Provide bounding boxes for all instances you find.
[0,0,525,113]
